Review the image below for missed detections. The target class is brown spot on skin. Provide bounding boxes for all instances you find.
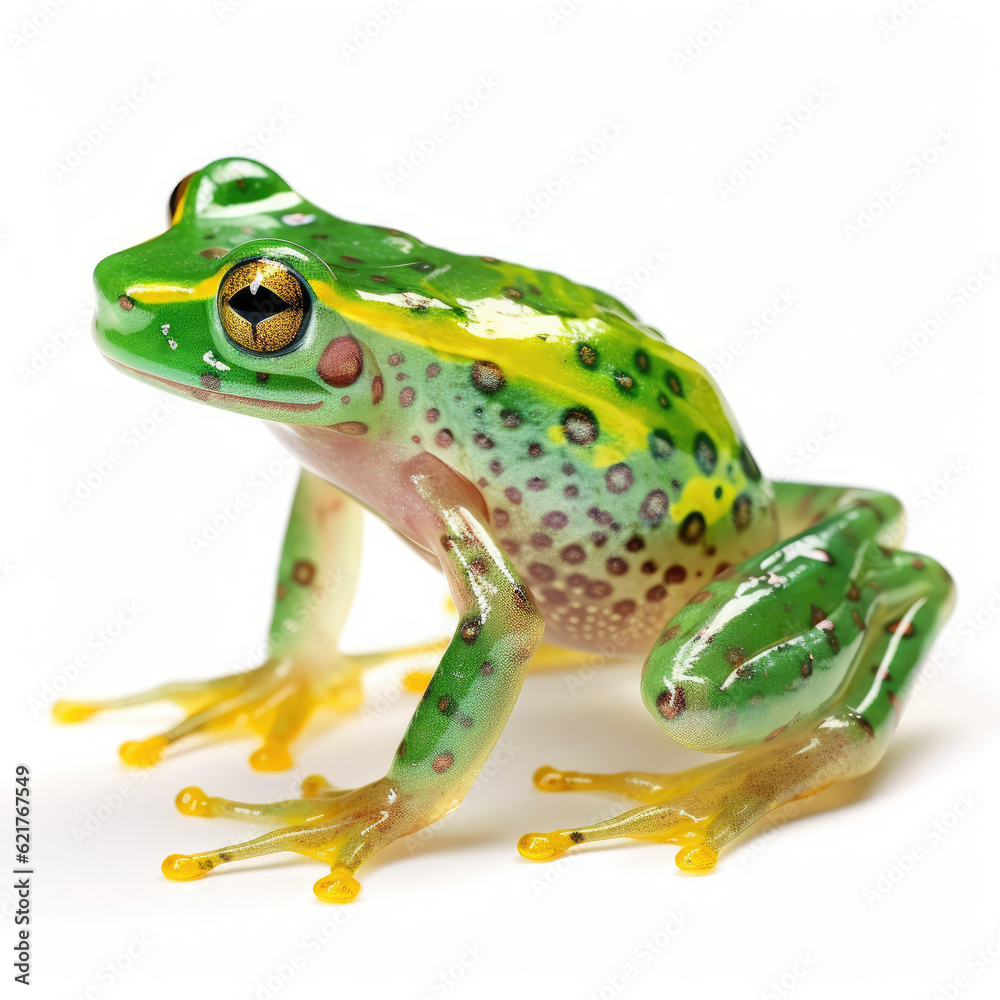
[606,557,628,576]
[886,619,916,637]
[854,715,875,738]
[569,831,585,844]
[276,583,287,600]
[432,752,455,773]
[646,584,667,602]
[469,558,487,576]
[562,407,600,447]
[725,646,747,667]
[690,590,713,603]
[200,247,227,258]
[625,535,645,552]
[527,477,547,491]
[664,564,687,585]
[732,494,752,531]
[436,429,454,448]
[200,372,221,391]
[341,254,363,263]
[256,371,270,383]
[810,604,827,627]
[399,387,415,407]
[371,274,389,283]
[800,655,814,677]
[887,691,900,709]
[658,624,681,646]
[473,432,494,449]
[641,560,657,574]
[341,395,350,405]
[501,410,521,428]
[317,336,363,387]
[471,360,505,395]
[527,443,543,458]
[542,588,567,604]
[426,363,441,378]
[678,511,705,543]
[502,286,523,300]
[118,295,134,310]
[591,532,607,547]
[371,375,384,405]
[561,544,586,564]
[912,558,925,570]
[505,486,522,504]
[586,580,613,598]
[327,421,368,436]
[847,582,861,601]
[529,563,555,582]
[493,509,509,528]
[490,459,504,476]
[852,609,865,630]
[656,686,686,719]
[577,343,598,367]
[397,740,406,757]
[605,464,635,495]
[460,617,482,644]
[562,463,575,476]
[437,695,456,716]
[613,599,637,617]
[425,408,440,423]
[531,533,552,549]
[292,560,315,586]
[388,352,404,366]
[480,661,494,676]
[715,563,734,579]
[543,511,569,529]
[588,507,613,525]
[564,485,579,498]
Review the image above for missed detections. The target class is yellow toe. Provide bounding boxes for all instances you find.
[249,740,293,771]
[675,844,718,873]
[517,831,574,861]
[313,867,361,903]
[533,766,569,792]
[52,701,98,723]
[119,736,167,767]
[162,854,214,881]
[175,787,212,817]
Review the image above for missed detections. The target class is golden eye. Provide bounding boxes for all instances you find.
[217,258,310,355]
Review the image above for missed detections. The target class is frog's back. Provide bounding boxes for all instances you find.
[173,159,777,650]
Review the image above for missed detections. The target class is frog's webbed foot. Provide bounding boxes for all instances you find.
[52,656,368,771]
[519,719,875,871]
[162,775,441,903]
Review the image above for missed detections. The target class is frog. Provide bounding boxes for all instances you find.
[63,157,955,902]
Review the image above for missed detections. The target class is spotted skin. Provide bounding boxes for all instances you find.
[79,159,954,899]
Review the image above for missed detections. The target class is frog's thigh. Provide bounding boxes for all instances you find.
[520,486,954,870]
[55,469,369,771]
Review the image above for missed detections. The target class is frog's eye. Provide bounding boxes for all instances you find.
[217,257,311,355]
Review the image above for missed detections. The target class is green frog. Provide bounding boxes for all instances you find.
[61,158,954,902]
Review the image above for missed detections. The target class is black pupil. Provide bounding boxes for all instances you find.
[228,283,291,334]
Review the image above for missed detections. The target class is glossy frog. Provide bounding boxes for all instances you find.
[64,158,955,902]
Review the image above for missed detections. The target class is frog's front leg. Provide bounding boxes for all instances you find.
[54,468,374,771]
[519,485,954,872]
[161,456,544,901]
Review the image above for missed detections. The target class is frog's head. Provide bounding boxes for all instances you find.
[93,158,384,427]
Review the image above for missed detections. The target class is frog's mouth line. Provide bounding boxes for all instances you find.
[105,358,324,413]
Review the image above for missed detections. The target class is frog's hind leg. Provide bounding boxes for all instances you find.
[54,470,368,771]
[519,486,955,871]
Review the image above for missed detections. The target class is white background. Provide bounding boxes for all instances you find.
[5,1,1000,998]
